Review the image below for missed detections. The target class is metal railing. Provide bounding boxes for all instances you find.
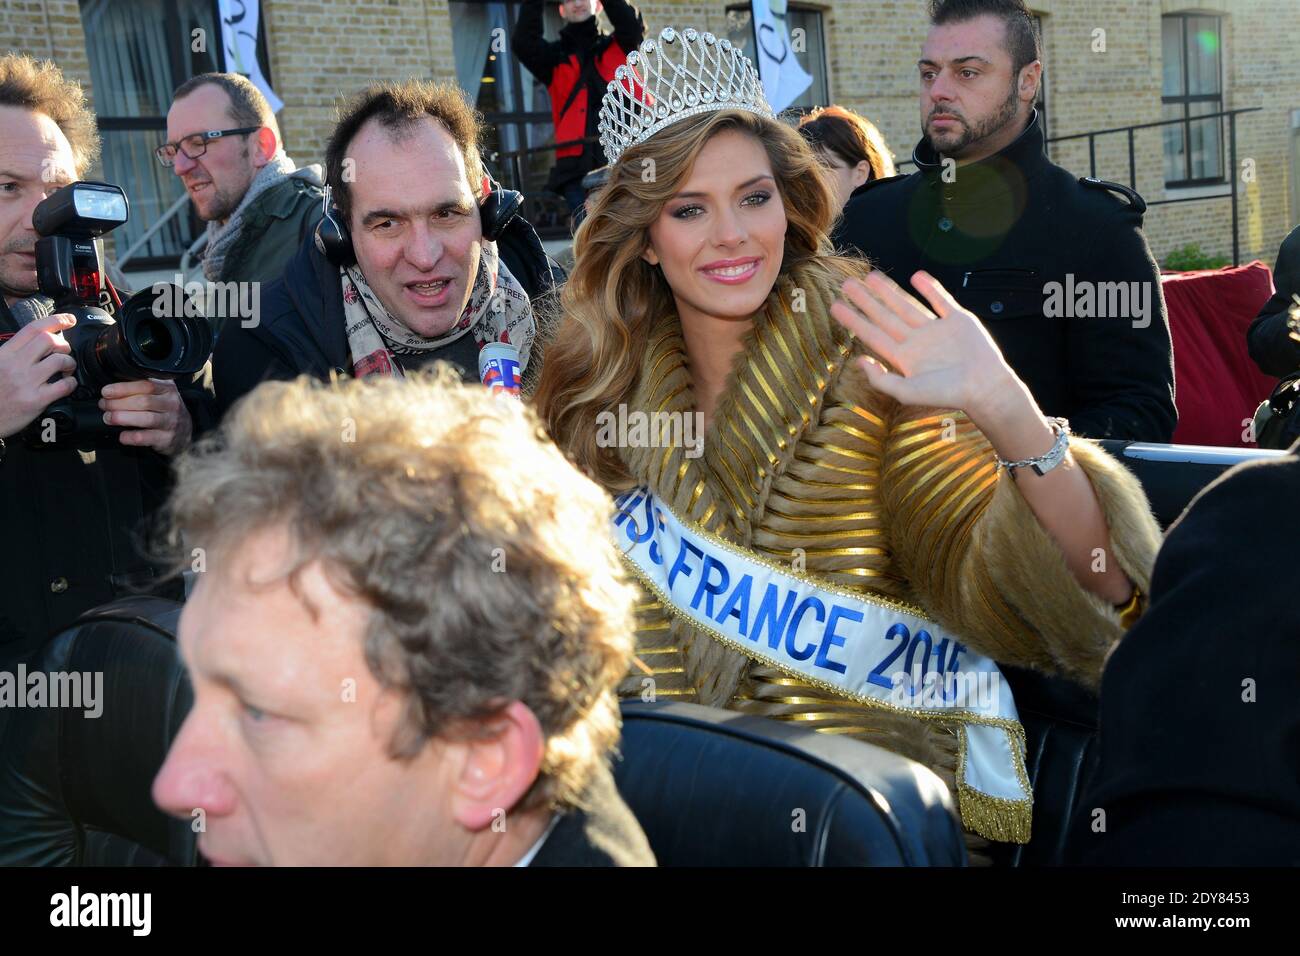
[112,190,206,281]
[489,135,599,192]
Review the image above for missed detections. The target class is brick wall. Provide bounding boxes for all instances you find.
[2,0,94,166]
[2,0,1294,268]
[262,0,457,166]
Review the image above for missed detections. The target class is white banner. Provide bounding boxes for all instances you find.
[218,0,284,113]
[613,485,1034,841]
[749,0,812,113]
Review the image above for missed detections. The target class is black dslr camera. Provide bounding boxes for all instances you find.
[27,181,213,448]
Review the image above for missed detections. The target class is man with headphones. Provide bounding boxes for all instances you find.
[210,79,562,422]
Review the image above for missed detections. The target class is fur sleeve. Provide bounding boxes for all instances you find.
[881,407,1162,689]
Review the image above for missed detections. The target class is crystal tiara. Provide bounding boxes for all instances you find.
[597,26,775,166]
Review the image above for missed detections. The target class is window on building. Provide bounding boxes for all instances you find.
[1161,13,1225,187]
[79,0,272,265]
[724,4,830,114]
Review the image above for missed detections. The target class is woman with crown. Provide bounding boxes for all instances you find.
[535,27,1162,853]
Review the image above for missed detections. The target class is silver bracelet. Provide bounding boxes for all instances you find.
[997,417,1070,477]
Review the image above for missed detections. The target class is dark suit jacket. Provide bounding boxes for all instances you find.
[530,765,655,867]
[1069,442,1300,865]
[1248,223,1300,377]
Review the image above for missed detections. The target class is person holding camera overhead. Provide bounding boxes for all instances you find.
[512,0,645,224]
[0,54,213,670]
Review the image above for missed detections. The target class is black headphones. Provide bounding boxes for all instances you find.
[314,167,525,267]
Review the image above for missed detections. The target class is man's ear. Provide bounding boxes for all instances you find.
[251,126,278,169]
[449,701,545,832]
[1018,61,1043,104]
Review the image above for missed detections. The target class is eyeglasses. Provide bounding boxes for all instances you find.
[154,127,261,167]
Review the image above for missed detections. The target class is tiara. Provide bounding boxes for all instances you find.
[597,26,775,166]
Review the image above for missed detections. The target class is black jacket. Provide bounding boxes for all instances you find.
[530,765,656,866]
[1248,223,1300,378]
[0,297,212,666]
[835,112,1177,442]
[1069,443,1300,865]
[207,166,324,288]
[211,216,564,423]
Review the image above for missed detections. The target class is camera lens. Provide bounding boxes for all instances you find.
[133,318,175,362]
[72,285,213,389]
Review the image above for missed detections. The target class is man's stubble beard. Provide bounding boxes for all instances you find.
[924,79,1021,159]
[204,182,245,222]
[200,146,256,223]
[0,239,39,303]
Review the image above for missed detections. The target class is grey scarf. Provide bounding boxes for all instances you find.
[4,293,54,329]
[201,151,299,281]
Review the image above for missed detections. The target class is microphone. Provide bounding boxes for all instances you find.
[479,341,522,397]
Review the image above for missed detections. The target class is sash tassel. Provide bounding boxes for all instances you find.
[957,785,1034,845]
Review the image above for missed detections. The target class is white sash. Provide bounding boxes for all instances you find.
[613,486,1033,843]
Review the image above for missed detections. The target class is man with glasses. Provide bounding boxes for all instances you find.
[162,73,322,289]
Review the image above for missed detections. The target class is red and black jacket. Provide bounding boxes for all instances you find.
[512,0,644,182]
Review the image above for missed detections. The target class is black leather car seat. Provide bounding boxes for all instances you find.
[0,597,195,866]
[615,701,966,865]
[0,599,966,867]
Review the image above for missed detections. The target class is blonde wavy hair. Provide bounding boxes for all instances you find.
[535,108,870,490]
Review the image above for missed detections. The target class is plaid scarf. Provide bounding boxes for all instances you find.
[341,239,535,379]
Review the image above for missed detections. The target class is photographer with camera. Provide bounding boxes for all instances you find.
[0,54,213,666]
[512,0,644,225]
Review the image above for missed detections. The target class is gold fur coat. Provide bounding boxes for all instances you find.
[613,260,1163,846]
